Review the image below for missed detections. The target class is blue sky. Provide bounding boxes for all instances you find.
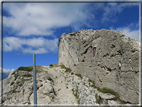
[0,1,140,80]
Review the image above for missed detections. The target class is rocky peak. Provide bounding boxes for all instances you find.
[58,29,140,104]
[1,29,140,105]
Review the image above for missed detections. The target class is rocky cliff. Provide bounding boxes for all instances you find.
[1,29,140,106]
[58,29,140,104]
[1,65,133,106]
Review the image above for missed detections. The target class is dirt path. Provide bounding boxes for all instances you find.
[42,66,77,104]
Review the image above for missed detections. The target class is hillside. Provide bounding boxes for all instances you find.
[1,29,140,106]
[1,65,136,106]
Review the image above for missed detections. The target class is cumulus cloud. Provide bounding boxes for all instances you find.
[0,68,15,73]
[2,2,140,54]
[3,37,58,54]
[3,3,95,36]
[109,23,139,40]
[101,3,139,23]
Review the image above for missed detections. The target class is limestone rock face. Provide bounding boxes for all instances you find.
[58,29,140,104]
[1,65,139,106]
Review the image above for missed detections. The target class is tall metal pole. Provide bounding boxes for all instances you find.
[33,54,37,106]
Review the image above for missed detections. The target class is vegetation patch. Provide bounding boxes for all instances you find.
[49,64,54,68]
[18,66,33,71]
[65,68,71,73]
[75,73,82,79]
[95,94,103,104]
[88,79,127,104]
[60,64,66,69]
[60,64,72,73]
[49,64,59,68]
[98,88,118,96]
[23,73,32,77]
[72,87,80,104]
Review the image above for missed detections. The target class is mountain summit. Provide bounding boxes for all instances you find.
[1,29,140,105]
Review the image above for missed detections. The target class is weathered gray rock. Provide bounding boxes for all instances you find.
[30,81,56,104]
[58,29,140,104]
[108,100,118,105]
[2,65,136,105]
[98,92,115,100]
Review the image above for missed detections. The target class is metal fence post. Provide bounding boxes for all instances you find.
[33,54,37,106]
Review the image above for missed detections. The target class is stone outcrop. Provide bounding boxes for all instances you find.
[1,29,140,105]
[58,29,140,104]
[1,65,139,106]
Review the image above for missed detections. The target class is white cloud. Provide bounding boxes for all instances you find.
[0,68,15,73]
[3,3,94,36]
[102,3,139,23]
[3,2,140,36]
[22,47,47,54]
[109,23,139,40]
[3,37,58,54]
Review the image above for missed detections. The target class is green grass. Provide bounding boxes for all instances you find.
[72,87,80,104]
[65,68,71,73]
[60,64,72,73]
[75,73,82,79]
[14,66,42,72]
[98,88,118,96]
[88,79,123,103]
[18,66,33,71]
[60,64,66,69]
[95,94,102,104]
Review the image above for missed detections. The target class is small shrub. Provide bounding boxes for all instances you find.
[49,64,54,68]
[71,72,74,75]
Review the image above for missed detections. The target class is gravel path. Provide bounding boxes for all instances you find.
[42,66,77,104]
